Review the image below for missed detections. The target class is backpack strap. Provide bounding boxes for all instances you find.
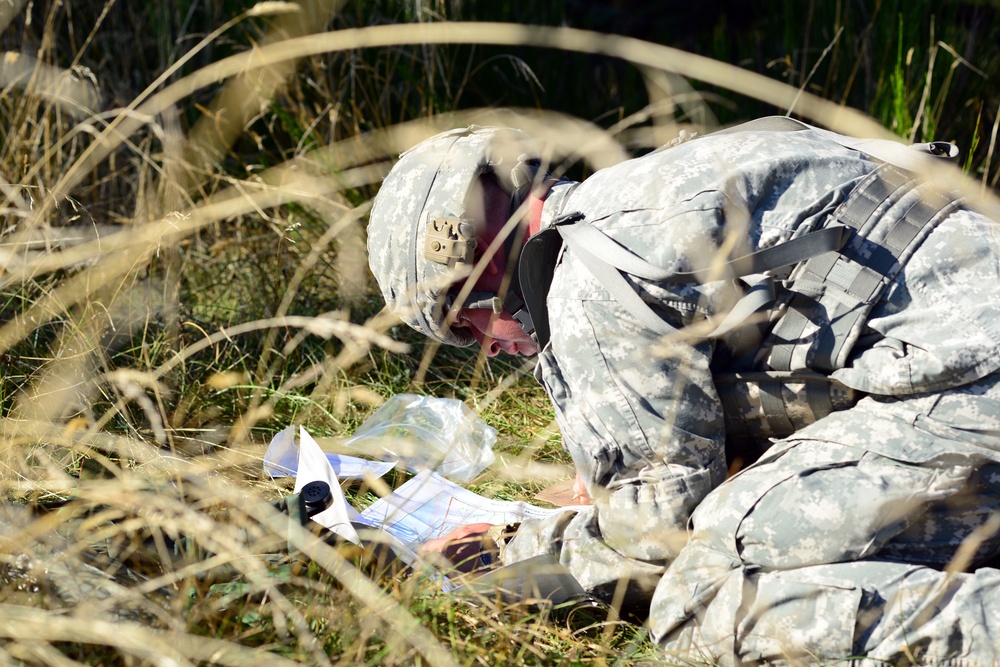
[764,163,962,373]
[553,215,852,337]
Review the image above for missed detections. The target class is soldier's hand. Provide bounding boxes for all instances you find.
[420,523,496,574]
[572,470,592,504]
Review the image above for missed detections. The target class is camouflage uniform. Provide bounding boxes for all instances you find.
[499,127,1000,664]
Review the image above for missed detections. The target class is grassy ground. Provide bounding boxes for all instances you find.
[1,0,999,664]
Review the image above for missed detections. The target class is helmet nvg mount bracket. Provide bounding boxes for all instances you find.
[424,217,478,268]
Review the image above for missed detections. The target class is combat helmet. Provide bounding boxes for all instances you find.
[367,126,544,346]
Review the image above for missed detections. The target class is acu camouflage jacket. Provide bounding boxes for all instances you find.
[502,125,1000,608]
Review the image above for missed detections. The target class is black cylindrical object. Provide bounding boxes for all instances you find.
[300,480,333,517]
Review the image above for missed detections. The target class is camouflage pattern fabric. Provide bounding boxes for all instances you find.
[651,375,1000,665]
[498,127,1000,663]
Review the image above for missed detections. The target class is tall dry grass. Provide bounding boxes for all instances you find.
[0,0,997,664]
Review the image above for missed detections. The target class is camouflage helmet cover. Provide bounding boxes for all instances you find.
[367,126,543,346]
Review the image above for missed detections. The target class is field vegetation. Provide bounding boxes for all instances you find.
[0,0,998,664]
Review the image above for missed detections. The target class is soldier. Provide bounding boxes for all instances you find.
[366,121,1000,664]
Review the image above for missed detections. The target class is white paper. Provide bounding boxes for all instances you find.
[356,470,571,547]
[293,426,361,545]
[264,426,395,480]
[262,426,574,581]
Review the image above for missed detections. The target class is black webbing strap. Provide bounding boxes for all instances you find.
[764,163,962,373]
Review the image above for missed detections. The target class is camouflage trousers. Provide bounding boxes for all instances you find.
[649,372,1000,666]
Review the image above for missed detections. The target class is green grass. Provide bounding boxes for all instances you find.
[0,0,999,664]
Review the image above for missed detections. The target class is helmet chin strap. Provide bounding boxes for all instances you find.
[506,291,535,340]
[440,167,540,343]
[444,289,536,343]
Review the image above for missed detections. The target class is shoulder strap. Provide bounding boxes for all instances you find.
[557,219,851,283]
[554,215,852,338]
[764,163,962,372]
